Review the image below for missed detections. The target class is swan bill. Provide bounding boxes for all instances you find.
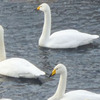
[37,6,40,10]
[49,69,56,77]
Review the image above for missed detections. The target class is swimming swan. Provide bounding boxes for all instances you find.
[37,3,99,49]
[49,64,100,100]
[0,25,45,78]
[0,99,12,100]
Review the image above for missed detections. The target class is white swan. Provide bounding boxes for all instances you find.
[37,3,99,49]
[0,25,45,78]
[0,99,12,100]
[0,25,6,61]
[49,64,100,100]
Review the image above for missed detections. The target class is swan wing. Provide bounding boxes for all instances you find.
[48,29,99,48]
[0,58,45,78]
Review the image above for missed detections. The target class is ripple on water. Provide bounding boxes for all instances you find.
[0,0,100,100]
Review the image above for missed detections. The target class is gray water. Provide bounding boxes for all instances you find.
[0,0,100,100]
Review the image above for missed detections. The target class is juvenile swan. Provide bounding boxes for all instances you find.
[0,25,45,78]
[37,3,99,49]
[49,64,100,100]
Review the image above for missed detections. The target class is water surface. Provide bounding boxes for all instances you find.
[0,0,100,100]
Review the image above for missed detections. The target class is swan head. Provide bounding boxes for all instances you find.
[50,64,67,77]
[37,3,50,12]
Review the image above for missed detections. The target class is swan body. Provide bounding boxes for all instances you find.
[0,25,45,78]
[37,3,99,49]
[49,64,100,100]
[0,58,45,78]
[0,99,12,100]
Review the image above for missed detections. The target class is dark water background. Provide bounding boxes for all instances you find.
[0,0,100,100]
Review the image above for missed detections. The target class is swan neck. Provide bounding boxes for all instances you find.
[39,9,51,46]
[54,72,67,98]
[0,32,6,61]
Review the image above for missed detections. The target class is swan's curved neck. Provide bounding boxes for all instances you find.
[54,71,67,99]
[0,32,6,61]
[39,9,51,46]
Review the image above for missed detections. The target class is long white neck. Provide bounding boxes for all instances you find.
[53,71,67,99]
[0,29,6,61]
[39,8,51,46]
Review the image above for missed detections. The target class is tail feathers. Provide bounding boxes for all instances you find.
[33,69,45,77]
[92,35,99,39]
[37,71,45,76]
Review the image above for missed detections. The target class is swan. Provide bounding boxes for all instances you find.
[0,25,6,61]
[0,99,12,100]
[0,25,45,78]
[49,64,100,100]
[37,3,99,49]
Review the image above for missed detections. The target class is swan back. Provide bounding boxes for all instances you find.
[62,90,100,100]
[0,99,12,100]
[0,58,45,78]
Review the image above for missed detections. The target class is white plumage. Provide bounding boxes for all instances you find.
[0,58,45,78]
[0,25,45,78]
[0,98,12,100]
[48,64,100,100]
[37,3,99,49]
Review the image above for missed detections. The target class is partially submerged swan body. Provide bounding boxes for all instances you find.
[0,98,12,100]
[0,25,45,78]
[37,3,99,49]
[49,64,100,100]
[0,58,45,78]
